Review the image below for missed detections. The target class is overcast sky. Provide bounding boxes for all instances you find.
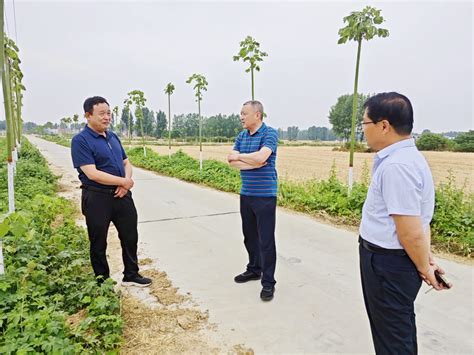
[3,0,473,132]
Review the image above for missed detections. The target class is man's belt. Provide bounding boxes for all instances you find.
[81,184,116,195]
[358,236,407,256]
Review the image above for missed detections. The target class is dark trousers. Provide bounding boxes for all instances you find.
[81,188,139,279]
[359,242,422,355]
[240,195,277,288]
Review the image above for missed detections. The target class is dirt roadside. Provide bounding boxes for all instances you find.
[48,162,254,354]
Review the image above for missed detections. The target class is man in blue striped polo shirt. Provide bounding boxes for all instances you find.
[227,100,279,301]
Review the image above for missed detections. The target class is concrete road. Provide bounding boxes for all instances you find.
[29,136,473,354]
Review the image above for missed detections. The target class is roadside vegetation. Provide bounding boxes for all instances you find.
[0,138,122,353]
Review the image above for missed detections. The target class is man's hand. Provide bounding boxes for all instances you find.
[121,177,134,190]
[227,153,240,162]
[227,150,267,169]
[419,265,442,290]
[419,255,452,290]
[114,186,128,198]
[253,161,267,168]
[229,159,267,170]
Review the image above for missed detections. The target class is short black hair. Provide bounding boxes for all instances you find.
[363,92,413,135]
[83,96,109,115]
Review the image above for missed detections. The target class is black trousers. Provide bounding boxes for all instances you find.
[240,195,277,288]
[81,188,139,279]
[359,242,422,355]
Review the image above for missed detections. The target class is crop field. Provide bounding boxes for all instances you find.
[147,145,473,191]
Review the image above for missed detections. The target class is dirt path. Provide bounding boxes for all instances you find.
[47,153,252,354]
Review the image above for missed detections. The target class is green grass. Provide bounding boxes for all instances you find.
[40,134,71,148]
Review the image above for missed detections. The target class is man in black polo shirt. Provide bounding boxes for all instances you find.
[71,96,151,287]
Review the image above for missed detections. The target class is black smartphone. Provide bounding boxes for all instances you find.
[434,270,451,289]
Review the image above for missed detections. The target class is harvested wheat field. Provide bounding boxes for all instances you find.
[149,145,473,192]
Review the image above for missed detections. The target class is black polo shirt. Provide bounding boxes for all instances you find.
[71,125,127,189]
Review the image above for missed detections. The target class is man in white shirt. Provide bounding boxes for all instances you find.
[359,92,451,354]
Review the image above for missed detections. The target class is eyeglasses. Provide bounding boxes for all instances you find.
[362,121,375,125]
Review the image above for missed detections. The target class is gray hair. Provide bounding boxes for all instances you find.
[243,100,264,119]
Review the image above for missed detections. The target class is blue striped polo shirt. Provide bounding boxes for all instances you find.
[233,122,278,197]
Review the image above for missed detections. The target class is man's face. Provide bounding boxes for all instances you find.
[362,109,380,150]
[86,103,111,133]
[240,104,261,130]
[362,108,392,151]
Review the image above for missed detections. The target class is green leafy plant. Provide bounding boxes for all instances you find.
[233,35,268,100]
[0,138,123,352]
[453,131,474,152]
[416,132,454,151]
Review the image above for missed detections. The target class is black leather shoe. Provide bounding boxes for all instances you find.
[122,274,152,287]
[260,286,275,301]
[234,271,261,283]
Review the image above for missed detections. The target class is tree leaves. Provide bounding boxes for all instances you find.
[233,35,268,72]
[337,6,389,44]
[0,219,8,238]
[186,73,208,102]
[328,93,370,141]
[164,82,175,95]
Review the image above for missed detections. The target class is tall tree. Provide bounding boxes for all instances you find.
[4,35,23,167]
[453,131,474,152]
[287,126,299,141]
[64,116,72,133]
[155,110,167,139]
[1,3,16,217]
[164,82,175,157]
[329,93,368,141]
[278,128,284,140]
[0,0,6,273]
[186,73,208,171]
[112,106,119,131]
[6,37,24,154]
[126,90,147,156]
[72,114,79,132]
[122,99,133,146]
[141,107,154,137]
[338,6,389,189]
[120,106,132,138]
[233,35,267,100]
[59,117,68,133]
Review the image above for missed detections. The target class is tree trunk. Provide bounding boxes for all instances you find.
[168,93,171,158]
[139,110,146,157]
[348,39,362,191]
[128,110,132,148]
[251,67,254,100]
[198,98,202,172]
[1,1,16,220]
